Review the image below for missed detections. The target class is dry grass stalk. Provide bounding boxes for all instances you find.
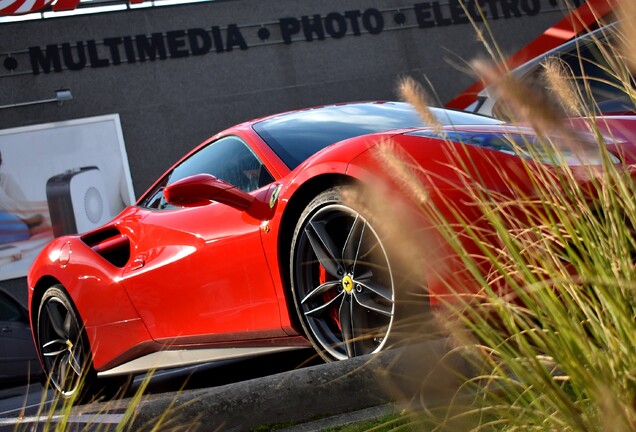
[471,59,601,163]
[542,58,583,117]
[472,59,565,135]
[373,140,429,207]
[404,3,636,430]
[398,76,443,132]
[618,0,636,73]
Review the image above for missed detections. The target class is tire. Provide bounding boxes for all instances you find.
[290,186,428,361]
[36,285,130,404]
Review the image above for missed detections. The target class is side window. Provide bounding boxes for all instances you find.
[494,37,634,121]
[559,40,635,113]
[139,136,274,210]
[0,293,26,323]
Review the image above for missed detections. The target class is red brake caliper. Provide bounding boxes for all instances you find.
[319,264,341,330]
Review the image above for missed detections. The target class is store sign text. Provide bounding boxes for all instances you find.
[23,1,565,75]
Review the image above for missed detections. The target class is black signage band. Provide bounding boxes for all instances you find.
[0,0,580,77]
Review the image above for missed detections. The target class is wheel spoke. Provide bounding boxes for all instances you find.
[356,236,381,268]
[43,349,67,357]
[353,291,393,317]
[339,296,355,357]
[68,349,82,377]
[305,220,343,277]
[42,339,67,357]
[342,216,365,272]
[301,280,341,305]
[48,354,61,384]
[46,302,67,339]
[355,277,393,302]
[64,312,80,342]
[57,353,69,387]
[304,291,344,317]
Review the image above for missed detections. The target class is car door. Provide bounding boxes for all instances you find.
[0,291,40,382]
[121,136,285,344]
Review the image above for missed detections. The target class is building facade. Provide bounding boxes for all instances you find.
[0,0,582,299]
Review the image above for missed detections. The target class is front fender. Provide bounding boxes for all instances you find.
[27,232,152,371]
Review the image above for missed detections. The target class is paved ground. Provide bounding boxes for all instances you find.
[0,338,471,431]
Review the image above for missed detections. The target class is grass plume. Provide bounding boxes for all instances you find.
[617,0,636,73]
[542,57,584,117]
[397,76,443,132]
[372,2,636,429]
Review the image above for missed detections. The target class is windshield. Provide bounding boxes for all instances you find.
[252,102,501,169]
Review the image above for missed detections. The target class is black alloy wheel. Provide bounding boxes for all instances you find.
[291,187,397,361]
[37,285,94,401]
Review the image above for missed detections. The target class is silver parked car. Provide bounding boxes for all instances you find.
[466,23,635,118]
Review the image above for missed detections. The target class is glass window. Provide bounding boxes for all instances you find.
[493,34,635,120]
[140,136,274,210]
[556,38,635,113]
[252,102,501,170]
[0,293,26,323]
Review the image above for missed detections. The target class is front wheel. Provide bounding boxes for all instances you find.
[37,285,130,403]
[290,187,412,361]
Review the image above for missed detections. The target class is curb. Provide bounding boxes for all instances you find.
[124,337,471,431]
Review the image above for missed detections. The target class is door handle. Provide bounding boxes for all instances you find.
[130,257,145,270]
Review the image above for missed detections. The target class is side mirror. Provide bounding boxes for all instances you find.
[164,174,255,211]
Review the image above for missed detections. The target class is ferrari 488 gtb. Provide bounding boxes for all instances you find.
[27,101,636,401]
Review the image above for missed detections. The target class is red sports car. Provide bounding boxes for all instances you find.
[27,102,636,401]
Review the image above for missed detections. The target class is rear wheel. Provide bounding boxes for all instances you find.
[290,187,415,361]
